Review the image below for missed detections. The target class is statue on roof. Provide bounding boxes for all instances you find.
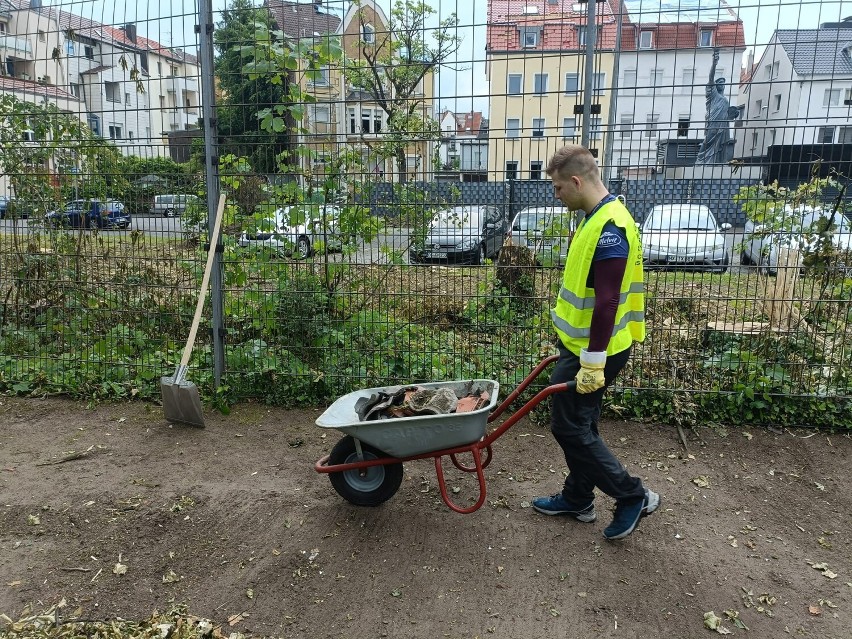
[695,48,740,165]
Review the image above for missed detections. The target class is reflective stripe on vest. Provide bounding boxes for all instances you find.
[551,199,646,356]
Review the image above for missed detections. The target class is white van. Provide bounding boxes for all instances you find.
[152,194,198,217]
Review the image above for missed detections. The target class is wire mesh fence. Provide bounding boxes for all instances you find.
[0,0,851,425]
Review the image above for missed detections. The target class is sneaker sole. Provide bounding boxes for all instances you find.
[532,505,597,522]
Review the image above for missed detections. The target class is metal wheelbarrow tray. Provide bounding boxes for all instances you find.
[315,356,575,514]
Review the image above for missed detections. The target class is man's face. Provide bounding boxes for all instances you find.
[551,173,580,209]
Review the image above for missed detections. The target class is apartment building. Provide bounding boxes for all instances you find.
[735,19,852,160]
[266,0,435,182]
[613,0,745,178]
[486,0,619,182]
[1,0,199,159]
[438,109,489,181]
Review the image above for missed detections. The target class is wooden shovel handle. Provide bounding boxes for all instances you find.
[179,194,226,370]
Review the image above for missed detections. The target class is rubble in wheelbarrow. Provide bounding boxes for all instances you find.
[354,385,491,421]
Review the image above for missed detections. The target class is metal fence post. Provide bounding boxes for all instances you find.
[198,0,225,388]
[581,0,597,148]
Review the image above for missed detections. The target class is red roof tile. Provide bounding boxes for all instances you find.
[0,75,78,101]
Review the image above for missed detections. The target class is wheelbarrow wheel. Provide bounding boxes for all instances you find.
[328,436,403,507]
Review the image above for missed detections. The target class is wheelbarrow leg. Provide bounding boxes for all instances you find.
[434,444,488,514]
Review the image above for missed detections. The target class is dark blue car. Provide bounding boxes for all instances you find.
[45,200,131,230]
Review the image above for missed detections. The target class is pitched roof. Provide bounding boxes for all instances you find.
[0,74,78,101]
[775,28,852,75]
[620,20,744,50]
[265,0,341,40]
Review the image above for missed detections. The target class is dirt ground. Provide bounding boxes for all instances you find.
[0,397,850,639]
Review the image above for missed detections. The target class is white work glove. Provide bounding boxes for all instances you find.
[576,349,607,394]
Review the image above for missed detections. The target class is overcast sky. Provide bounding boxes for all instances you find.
[71,0,852,117]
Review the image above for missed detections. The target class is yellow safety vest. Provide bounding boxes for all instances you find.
[551,199,645,356]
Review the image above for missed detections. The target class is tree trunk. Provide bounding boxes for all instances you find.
[396,148,408,184]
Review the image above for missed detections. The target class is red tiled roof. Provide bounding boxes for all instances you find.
[620,21,744,51]
[0,75,78,101]
[455,111,485,134]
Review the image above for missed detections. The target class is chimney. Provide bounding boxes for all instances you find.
[747,49,754,72]
[125,23,137,43]
[29,0,42,8]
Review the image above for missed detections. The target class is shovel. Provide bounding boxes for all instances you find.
[160,193,226,427]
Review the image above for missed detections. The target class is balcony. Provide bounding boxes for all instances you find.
[0,35,33,59]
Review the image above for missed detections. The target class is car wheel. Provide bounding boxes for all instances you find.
[88,217,99,230]
[296,235,312,259]
[739,250,752,266]
[164,209,174,218]
[715,253,730,274]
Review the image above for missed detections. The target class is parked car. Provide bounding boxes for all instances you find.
[45,200,131,230]
[409,205,508,265]
[741,205,852,273]
[640,204,731,272]
[507,206,575,266]
[0,196,9,219]
[238,204,342,258]
[152,194,199,217]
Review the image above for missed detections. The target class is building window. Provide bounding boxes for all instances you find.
[505,161,518,181]
[650,68,663,86]
[348,108,357,134]
[520,28,539,48]
[818,126,834,143]
[361,110,371,133]
[645,113,659,138]
[565,73,579,94]
[682,68,695,87]
[844,88,852,104]
[838,126,852,144]
[157,61,162,75]
[362,24,375,43]
[69,83,80,98]
[529,161,543,180]
[677,116,690,136]
[823,89,840,106]
[773,94,782,111]
[128,131,134,140]
[533,73,548,94]
[508,74,522,95]
[84,45,95,59]
[768,129,776,146]
[699,29,713,47]
[590,117,602,140]
[577,26,587,47]
[310,65,330,86]
[125,92,131,105]
[772,61,780,78]
[619,115,633,138]
[373,111,382,133]
[108,124,122,139]
[38,30,46,42]
[531,118,545,138]
[639,31,653,49]
[506,118,520,139]
[623,69,636,86]
[593,72,606,96]
[755,99,763,116]
[170,65,179,77]
[563,117,577,138]
[750,131,759,150]
[105,82,121,103]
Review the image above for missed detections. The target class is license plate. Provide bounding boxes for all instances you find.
[426,250,447,258]
[669,255,689,263]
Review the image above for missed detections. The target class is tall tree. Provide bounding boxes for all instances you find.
[345,0,461,182]
[214,0,292,174]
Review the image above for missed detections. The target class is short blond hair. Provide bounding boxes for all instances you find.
[546,145,601,182]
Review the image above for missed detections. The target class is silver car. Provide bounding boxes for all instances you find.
[741,205,852,273]
[507,206,575,266]
[641,204,731,272]
[238,205,342,258]
[409,205,508,265]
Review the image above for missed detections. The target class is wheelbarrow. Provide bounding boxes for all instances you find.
[314,355,574,514]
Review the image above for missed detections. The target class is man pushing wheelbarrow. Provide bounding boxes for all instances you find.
[532,145,660,540]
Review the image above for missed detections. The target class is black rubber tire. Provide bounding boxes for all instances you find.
[296,235,312,258]
[164,209,174,218]
[740,250,752,266]
[327,436,403,507]
[475,243,486,265]
[715,253,730,274]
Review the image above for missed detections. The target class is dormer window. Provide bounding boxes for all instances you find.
[519,27,540,48]
[699,29,713,47]
[639,31,653,49]
[362,23,375,43]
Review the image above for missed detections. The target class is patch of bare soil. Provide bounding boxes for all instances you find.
[0,397,850,638]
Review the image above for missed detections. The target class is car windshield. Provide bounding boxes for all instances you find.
[645,207,716,232]
[431,207,480,230]
[514,209,557,231]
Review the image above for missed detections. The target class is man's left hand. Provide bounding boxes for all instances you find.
[576,349,607,393]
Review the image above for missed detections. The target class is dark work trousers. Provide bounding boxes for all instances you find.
[550,345,645,505]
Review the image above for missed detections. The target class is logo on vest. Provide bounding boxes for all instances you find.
[598,231,622,248]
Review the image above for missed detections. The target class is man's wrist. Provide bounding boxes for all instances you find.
[580,349,607,365]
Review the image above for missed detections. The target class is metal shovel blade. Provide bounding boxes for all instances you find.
[160,374,206,428]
